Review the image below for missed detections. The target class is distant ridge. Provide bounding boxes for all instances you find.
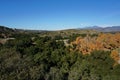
[1,25,120,33]
[78,26,120,32]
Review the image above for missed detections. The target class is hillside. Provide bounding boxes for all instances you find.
[0,26,120,80]
[0,26,16,38]
[0,26,15,33]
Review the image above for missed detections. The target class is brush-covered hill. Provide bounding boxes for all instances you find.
[0,25,120,80]
[0,26,16,38]
[38,29,99,38]
[0,26,15,33]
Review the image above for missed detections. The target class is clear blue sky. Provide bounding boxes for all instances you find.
[0,0,120,30]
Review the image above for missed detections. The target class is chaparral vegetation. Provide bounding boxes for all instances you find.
[0,26,120,80]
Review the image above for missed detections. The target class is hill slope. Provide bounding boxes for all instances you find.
[0,26,15,33]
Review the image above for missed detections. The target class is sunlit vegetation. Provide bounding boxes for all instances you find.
[71,33,120,65]
[0,26,120,80]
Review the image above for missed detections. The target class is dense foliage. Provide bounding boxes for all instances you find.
[0,32,120,80]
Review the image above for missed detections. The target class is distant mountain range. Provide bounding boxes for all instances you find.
[1,25,120,33]
[78,26,120,32]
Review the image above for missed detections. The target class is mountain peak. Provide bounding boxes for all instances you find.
[77,26,120,32]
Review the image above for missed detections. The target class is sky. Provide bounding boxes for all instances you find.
[0,0,120,30]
